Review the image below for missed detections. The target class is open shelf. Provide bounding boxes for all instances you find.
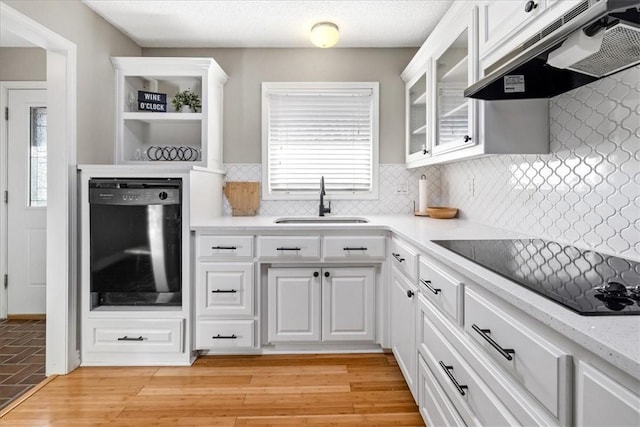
[123,112,203,123]
[440,55,468,83]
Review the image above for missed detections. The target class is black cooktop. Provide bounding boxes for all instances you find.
[432,239,640,316]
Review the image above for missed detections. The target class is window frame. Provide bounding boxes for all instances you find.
[261,82,379,201]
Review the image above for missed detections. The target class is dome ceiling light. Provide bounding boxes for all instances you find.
[310,22,339,48]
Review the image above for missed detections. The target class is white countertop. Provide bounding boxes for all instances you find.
[192,214,640,380]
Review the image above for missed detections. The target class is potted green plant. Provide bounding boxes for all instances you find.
[172,89,201,113]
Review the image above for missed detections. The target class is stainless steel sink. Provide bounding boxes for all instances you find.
[274,216,369,224]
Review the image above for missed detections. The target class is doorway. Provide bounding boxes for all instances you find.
[0,2,78,377]
[5,88,48,318]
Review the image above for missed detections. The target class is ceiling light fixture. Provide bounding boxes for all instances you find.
[310,22,339,48]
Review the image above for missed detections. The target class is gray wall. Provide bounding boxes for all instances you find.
[0,48,46,81]
[142,48,416,164]
[4,0,141,164]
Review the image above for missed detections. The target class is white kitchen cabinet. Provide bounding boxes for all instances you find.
[418,353,465,427]
[402,1,549,167]
[390,266,418,400]
[197,262,254,317]
[111,57,228,169]
[432,5,478,156]
[267,268,322,342]
[322,268,375,341]
[322,236,386,261]
[576,361,640,427]
[418,257,464,325]
[268,267,376,343]
[478,0,545,57]
[406,65,432,165]
[465,288,572,421]
[195,233,258,352]
[258,235,321,260]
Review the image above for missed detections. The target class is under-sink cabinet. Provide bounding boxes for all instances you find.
[267,267,375,343]
[195,234,258,352]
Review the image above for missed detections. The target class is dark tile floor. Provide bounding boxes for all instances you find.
[0,319,46,410]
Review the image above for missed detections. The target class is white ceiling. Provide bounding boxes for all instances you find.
[82,0,454,48]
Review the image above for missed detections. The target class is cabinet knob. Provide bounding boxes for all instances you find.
[423,148,429,155]
[407,289,414,298]
[524,0,538,13]
[324,271,330,277]
[463,135,472,142]
[313,271,319,277]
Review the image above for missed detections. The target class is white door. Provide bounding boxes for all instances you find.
[322,267,375,341]
[267,268,321,343]
[6,89,47,315]
[391,268,417,397]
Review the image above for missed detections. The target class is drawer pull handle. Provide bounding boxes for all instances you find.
[276,247,301,251]
[343,247,367,251]
[439,361,468,396]
[472,324,515,361]
[117,336,144,341]
[420,279,441,295]
[212,246,237,250]
[211,289,237,293]
[392,253,405,262]
[212,334,237,339]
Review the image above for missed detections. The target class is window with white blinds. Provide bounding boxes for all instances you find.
[262,82,379,200]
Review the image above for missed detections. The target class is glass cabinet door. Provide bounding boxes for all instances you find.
[406,68,430,162]
[434,8,477,155]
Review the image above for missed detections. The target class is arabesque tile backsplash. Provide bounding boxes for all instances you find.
[224,66,639,261]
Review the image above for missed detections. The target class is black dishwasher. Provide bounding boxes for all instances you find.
[89,178,182,308]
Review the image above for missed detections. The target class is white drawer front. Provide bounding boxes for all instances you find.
[418,354,465,427]
[198,262,254,317]
[198,235,253,258]
[88,319,183,353]
[419,257,463,324]
[197,320,255,349]
[417,298,519,426]
[323,236,386,260]
[465,289,571,420]
[390,238,418,282]
[258,236,321,260]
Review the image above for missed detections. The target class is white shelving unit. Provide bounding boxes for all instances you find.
[112,57,228,170]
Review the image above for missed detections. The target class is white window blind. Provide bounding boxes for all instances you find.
[262,83,378,199]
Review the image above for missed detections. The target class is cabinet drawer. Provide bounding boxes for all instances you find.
[323,236,386,260]
[198,235,253,258]
[418,354,465,427]
[197,320,255,349]
[258,236,321,260]
[419,257,463,324]
[417,297,519,426]
[198,262,254,317]
[465,289,571,420]
[86,318,183,353]
[390,238,418,281]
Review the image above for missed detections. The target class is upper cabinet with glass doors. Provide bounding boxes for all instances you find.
[406,65,431,164]
[433,6,477,156]
[402,2,549,168]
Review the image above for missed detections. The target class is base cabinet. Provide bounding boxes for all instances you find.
[577,362,640,427]
[390,267,417,399]
[267,267,375,343]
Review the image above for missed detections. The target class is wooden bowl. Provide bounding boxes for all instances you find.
[426,207,458,219]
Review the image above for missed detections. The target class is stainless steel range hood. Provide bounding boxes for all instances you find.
[465,0,640,100]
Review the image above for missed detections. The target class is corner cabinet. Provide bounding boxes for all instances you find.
[111,57,228,170]
[402,2,549,167]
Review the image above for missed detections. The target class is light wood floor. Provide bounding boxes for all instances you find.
[0,353,424,426]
